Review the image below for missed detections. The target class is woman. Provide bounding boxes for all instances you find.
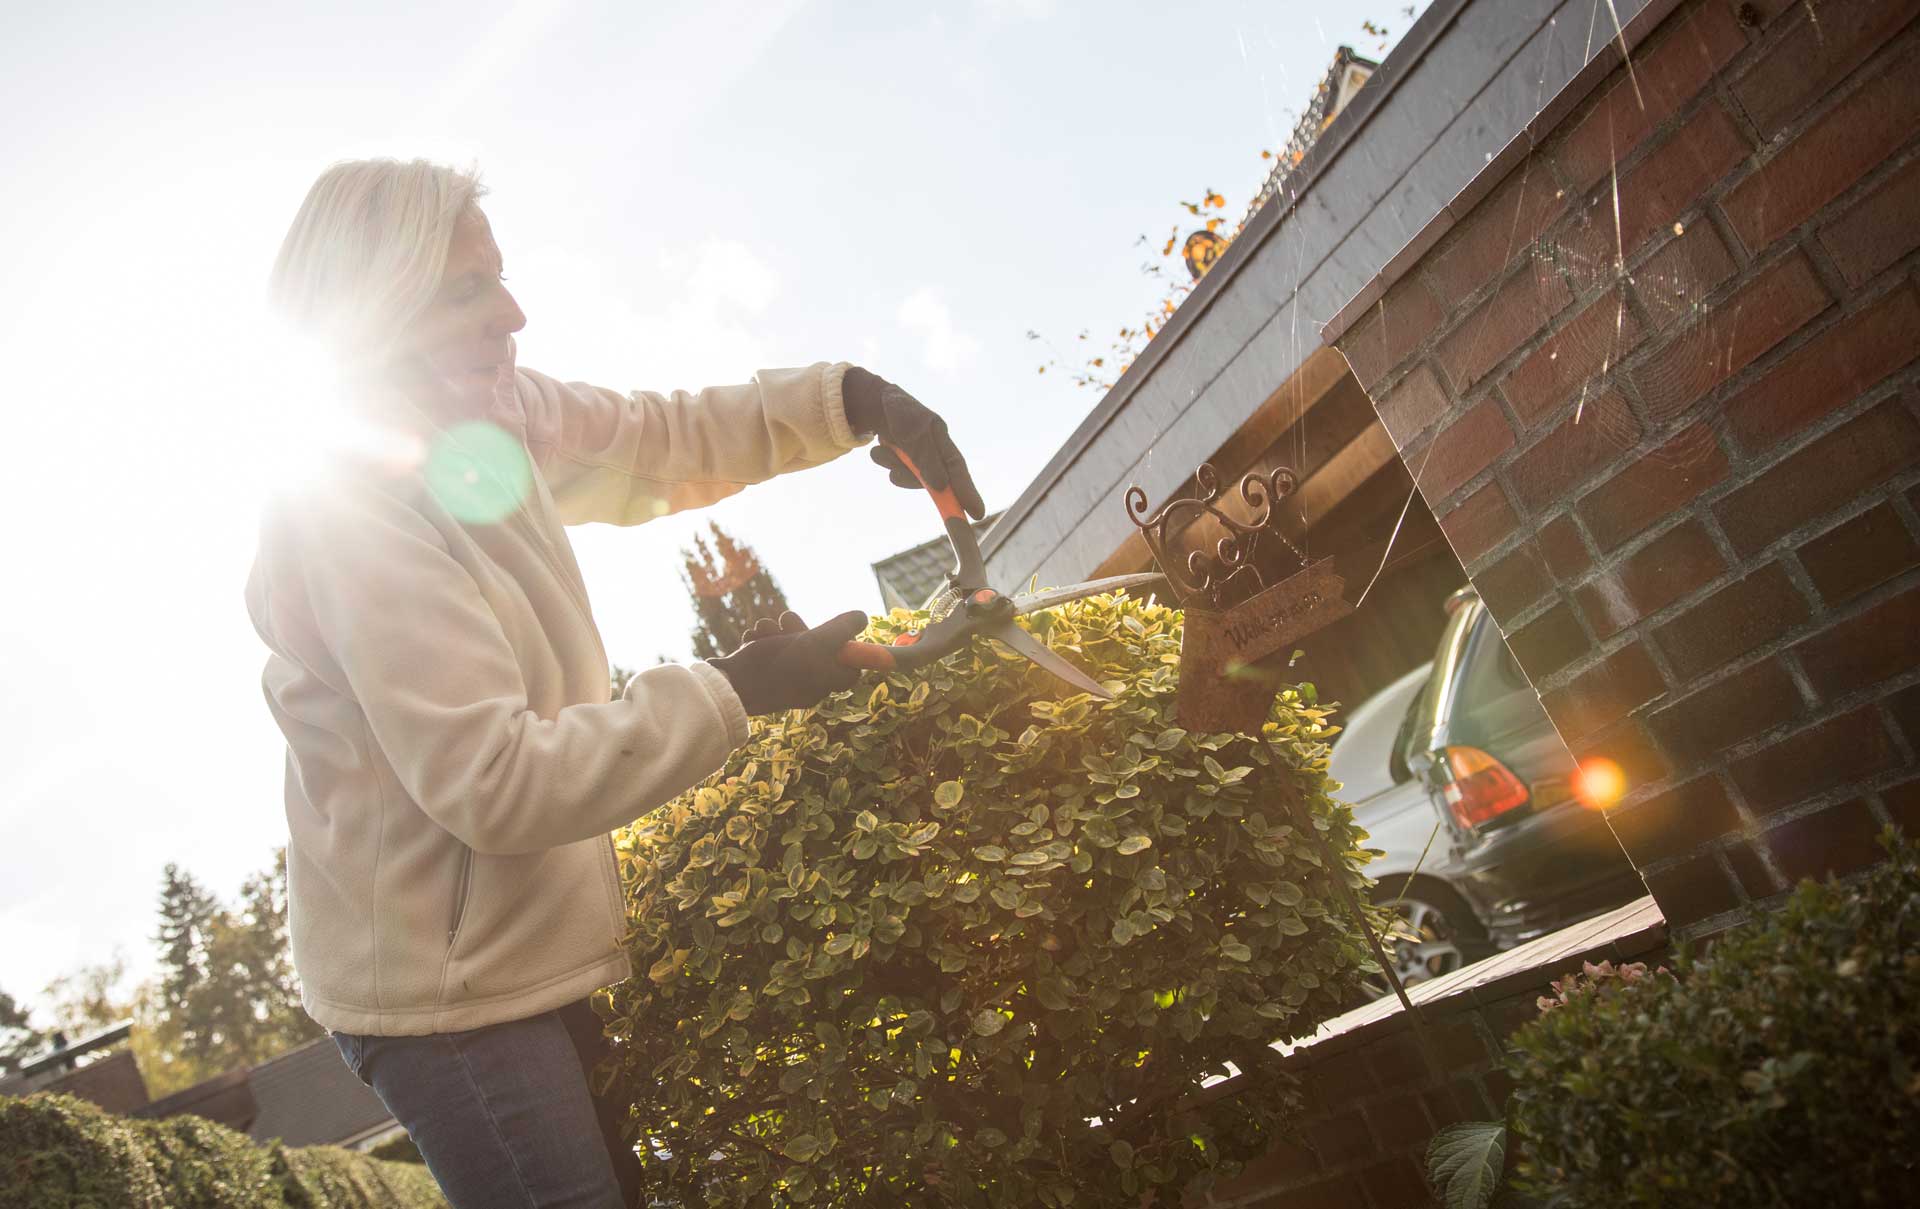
[245,159,983,1208]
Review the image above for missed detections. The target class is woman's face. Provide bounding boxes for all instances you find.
[395,206,526,417]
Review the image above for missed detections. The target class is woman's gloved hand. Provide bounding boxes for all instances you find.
[841,367,986,520]
[709,610,867,715]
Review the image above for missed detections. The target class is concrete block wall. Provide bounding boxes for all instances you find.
[1331,0,1920,936]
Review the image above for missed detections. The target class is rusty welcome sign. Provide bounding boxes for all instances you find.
[1126,463,1353,731]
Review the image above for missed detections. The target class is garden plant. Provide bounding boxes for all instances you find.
[599,591,1386,1207]
[0,1091,446,1208]
[1427,831,1920,1209]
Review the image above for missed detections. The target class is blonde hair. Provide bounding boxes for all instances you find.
[268,158,486,370]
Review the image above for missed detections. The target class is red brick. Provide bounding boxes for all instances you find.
[1730,0,1920,138]
[1723,283,1920,453]
[1729,705,1900,813]
[1538,513,1596,579]
[1797,502,1920,606]
[1562,102,1750,282]
[1359,1156,1432,1209]
[1574,716,1674,793]
[1648,656,1804,764]
[1821,156,1920,288]
[1578,423,1730,551]
[1763,798,1891,884]
[1541,642,1669,744]
[1365,1031,1434,1088]
[1644,850,1740,923]
[1724,841,1782,899]
[1578,521,1727,640]
[1377,361,1454,450]
[1633,219,1739,329]
[1422,1079,1494,1127]
[1342,277,1449,393]
[1653,562,1811,680]
[1884,777,1920,833]
[1427,166,1572,304]
[1365,1093,1434,1149]
[1303,1059,1377,1110]
[1887,683,1920,751]
[1631,251,1831,423]
[1503,291,1646,428]
[1302,1109,1375,1169]
[1437,266,1575,393]
[1248,1173,1367,1209]
[1608,775,1745,866]
[1506,390,1642,512]
[1229,1136,1322,1189]
[1439,481,1519,566]
[1411,398,1516,504]
[1741,0,1801,25]
[1722,57,1920,252]
[1795,581,1920,699]
[1475,542,1554,624]
[1481,1068,1517,1105]
[1552,1,1750,194]
[1428,1017,1493,1074]
[1714,399,1920,556]
[1508,601,1593,680]
[1478,994,1543,1044]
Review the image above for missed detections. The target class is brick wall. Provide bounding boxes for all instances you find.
[1182,908,1666,1209]
[1332,0,1920,935]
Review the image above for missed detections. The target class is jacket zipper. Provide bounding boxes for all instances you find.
[448,848,475,946]
[604,833,627,943]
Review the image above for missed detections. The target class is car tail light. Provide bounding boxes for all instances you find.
[1439,745,1530,829]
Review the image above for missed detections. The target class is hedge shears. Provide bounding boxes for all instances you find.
[837,444,1162,700]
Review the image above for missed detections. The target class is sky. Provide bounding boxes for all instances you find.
[0,0,1427,1023]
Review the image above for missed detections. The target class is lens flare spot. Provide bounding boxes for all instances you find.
[425,422,531,523]
[1574,757,1627,811]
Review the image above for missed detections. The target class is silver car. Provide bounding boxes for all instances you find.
[1329,589,1645,988]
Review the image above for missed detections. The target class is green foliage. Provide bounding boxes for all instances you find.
[1426,1120,1506,1209]
[1,988,50,1075]
[0,1092,446,1208]
[144,850,323,1096]
[1506,830,1920,1207]
[366,1133,424,1164]
[603,592,1383,1207]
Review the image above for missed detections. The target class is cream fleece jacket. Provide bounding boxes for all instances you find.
[245,362,862,1035]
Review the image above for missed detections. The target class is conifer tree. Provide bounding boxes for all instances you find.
[0,987,48,1073]
[679,523,791,660]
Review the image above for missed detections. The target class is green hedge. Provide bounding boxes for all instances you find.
[0,1092,447,1209]
[1506,830,1920,1207]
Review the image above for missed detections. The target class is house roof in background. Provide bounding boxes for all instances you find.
[245,1035,393,1149]
[979,0,1672,591]
[871,512,1002,610]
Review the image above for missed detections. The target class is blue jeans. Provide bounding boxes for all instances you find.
[332,997,640,1209]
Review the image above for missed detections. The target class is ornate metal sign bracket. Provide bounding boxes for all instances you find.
[1127,462,1438,1061]
[1126,461,1354,733]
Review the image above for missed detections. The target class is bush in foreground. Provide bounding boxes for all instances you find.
[0,1091,447,1208]
[602,592,1384,1207]
[1506,831,1920,1207]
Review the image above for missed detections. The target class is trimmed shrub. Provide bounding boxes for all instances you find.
[366,1132,423,1164]
[602,592,1384,1207]
[1506,831,1920,1207]
[0,1092,447,1208]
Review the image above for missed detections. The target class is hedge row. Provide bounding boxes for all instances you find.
[0,1092,447,1209]
[1506,829,1920,1206]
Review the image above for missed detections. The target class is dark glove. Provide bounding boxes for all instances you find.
[709,610,867,715]
[841,367,986,520]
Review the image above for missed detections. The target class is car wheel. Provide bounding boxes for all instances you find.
[1362,882,1489,1000]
